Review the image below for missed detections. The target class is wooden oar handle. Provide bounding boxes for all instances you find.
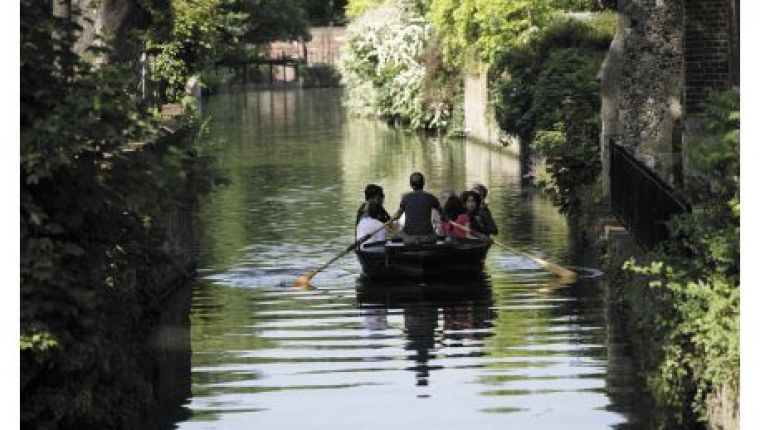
[449,220,485,240]
[303,218,395,281]
[449,221,576,281]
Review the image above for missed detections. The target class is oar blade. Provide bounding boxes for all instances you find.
[532,257,577,282]
[293,275,314,289]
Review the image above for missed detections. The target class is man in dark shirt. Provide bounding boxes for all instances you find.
[392,172,446,245]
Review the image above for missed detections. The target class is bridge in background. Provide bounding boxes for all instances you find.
[216,26,345,84]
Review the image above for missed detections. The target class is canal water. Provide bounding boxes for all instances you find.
[163,88,653,429]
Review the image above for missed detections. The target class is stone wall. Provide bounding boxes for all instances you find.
[53,0,161,60]
[601,0,738,197]
[600,2,739,429]
[602,0,685,189]
[463,66,520,157]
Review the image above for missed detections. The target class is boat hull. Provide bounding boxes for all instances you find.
[355,237,490,279]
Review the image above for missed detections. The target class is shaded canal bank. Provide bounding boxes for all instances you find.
[21,115,211,428]
[153,88,660,429]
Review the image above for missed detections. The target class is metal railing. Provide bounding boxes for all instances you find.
[610,144,690,249]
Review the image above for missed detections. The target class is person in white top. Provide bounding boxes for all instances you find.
[356,201,388,243]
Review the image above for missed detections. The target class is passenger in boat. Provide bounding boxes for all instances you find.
[441,195,469,239]
[461,190,487,237]
[355,183,391,226]
[432,188,455,235]
[392,172,447,245]
[440,188,455,203]
[356,201,388,243]
[471,183,498,236]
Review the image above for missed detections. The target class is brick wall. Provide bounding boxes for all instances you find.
[684,0,737,112]
[268,26,346,67]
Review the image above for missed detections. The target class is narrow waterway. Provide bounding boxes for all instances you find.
[161,88,653,429]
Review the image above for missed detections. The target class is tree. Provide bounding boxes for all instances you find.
[428,0,553,67]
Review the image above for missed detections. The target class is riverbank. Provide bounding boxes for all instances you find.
[21,100,220,427]
[20,1,343,427]
[338,1,739,426]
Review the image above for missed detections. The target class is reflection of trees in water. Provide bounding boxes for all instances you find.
[148,285,192,430]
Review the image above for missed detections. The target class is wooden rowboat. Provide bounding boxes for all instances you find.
[354,237,491,279]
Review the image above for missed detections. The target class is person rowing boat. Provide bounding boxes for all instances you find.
[390,172,448,246]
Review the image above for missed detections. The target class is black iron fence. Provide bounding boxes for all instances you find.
[610,144,690,249]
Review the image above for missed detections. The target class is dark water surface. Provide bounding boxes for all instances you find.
[162,88,652,429]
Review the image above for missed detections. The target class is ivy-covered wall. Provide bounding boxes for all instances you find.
[21,119,211,429]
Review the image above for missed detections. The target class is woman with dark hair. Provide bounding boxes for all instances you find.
[356,200,389,243]
[356,183,391,226]
[460,190,486,237]
[440,194,469,239]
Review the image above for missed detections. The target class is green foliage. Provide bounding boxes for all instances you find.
[346,0,385,17]
[340,2,452,130]
[147,0,315,101]
[147,0,250,101]
[622,89,739,425]
[242,0,311,44]
[21,1,224,427]
[428,0,554,67]
[421,33,464,134]
[300,65,343,88]
[552,0,616,11]
[299,0,348,25]
[491,14,614,213]
[346,0,433,21]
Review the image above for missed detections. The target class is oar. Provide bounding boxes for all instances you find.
[293,219,394,288]
[449,221,577,282]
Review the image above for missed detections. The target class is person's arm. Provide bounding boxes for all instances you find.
[432,197,448,222]
[481,208,498,235]
[380,206,391,222]
[392,195,405,221]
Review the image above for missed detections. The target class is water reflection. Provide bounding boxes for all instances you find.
[357,276,494,388]
[147,285,192,430]
[165,88,656,429]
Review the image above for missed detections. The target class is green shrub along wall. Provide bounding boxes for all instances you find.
[21,3,224,427]
[490,13,616,215]
[602,89,739,429]
[21,119,221,429]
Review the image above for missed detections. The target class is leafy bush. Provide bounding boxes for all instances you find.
[339,1,452,130]
[146,0,250,101]
[428,0,555,67]
[420,32,464,134]
[490,14,614,213]
[21,2,223,427]
[552,0,616,11]
[146,0,314,101]
[300,65,343,88]
[621,88,739,425]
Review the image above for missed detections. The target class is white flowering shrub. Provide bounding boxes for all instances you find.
[339,2,451,130]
